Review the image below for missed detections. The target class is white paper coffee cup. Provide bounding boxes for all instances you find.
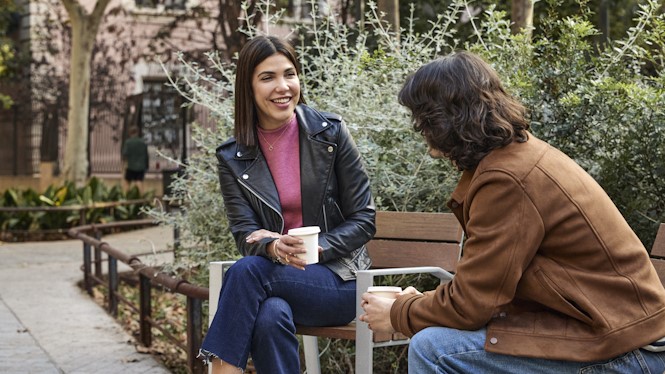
[287,226,320,264]
[367,286,403,299]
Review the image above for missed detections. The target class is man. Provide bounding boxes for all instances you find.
[359,51,665,373]
[121,126,149,193]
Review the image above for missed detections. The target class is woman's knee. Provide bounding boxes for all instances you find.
[225,256,270,280]
[254,297,294,333]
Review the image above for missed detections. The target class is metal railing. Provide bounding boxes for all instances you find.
[68,220,207,374]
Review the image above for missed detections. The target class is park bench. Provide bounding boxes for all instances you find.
[208,210,465,374]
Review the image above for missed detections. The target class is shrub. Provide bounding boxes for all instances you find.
[0,177,153,239]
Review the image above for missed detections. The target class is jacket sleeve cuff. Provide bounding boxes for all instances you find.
[260,238,274,257]
[390,293,424,337]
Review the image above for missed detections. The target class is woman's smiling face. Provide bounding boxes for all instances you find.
[252,53,301,130]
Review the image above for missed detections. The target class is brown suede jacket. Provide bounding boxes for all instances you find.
[390,134,665,362]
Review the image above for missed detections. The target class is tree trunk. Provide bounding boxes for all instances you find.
[599,0,610,47]
[60,0,110,185]
[511,0,534,37]
[62,20,92,184]
[377,0,399,33]
[355,0,366,30]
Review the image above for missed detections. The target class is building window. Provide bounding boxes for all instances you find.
[134,0,186,11]
[140,80,183,160]
[277,0,333,23]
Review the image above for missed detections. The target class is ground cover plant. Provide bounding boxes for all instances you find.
[0,177,153,241]
[147,0,665,371]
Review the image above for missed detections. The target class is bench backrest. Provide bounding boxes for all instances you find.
[650,224,665,259]
[649,224,665,285]
[367,211,464,272]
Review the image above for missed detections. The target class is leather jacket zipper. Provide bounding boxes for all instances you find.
[323,203,358,276]
[238,179,285,234]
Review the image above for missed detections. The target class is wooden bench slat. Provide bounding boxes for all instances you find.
[651,258,665,286]
[367,241,461,271]
[391,332,409,341]
[375,211,462,242]
[649,224,665,289]
[650,224,665,258]
[297,324,356,340]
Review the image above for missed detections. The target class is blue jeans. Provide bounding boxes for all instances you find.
[409,326,665,373]
[200,256,356,373]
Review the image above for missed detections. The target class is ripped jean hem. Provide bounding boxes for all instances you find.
[197,349,244,372]
[197,348,218,366]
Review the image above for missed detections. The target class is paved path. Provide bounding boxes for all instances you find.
[0,226,175,374]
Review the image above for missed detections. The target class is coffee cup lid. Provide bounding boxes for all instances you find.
[288,226,321,235]
[367,286,402,293]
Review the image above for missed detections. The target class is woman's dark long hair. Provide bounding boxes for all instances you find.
[398,51,529,170]
[234,36,306,147]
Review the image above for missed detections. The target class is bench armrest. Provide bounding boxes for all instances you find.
[357,266,453,281]
[209,261,237,327]
[355,266,453,321]
[354,266,454,373]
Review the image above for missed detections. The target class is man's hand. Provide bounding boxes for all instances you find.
[359,293,397,333]
[399,286,422,297]
[359,286,422,333]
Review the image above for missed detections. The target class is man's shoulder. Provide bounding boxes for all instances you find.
[479,136,547,173]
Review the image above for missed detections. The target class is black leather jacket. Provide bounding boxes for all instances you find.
[215,104,376,280]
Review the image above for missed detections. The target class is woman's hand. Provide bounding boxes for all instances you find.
[245,229,280,243]
[274,235,314,270]
[359,293,397,334]
[247,230,311,270]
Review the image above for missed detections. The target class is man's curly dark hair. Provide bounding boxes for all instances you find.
[398,51,529,171]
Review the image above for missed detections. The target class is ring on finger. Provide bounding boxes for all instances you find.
[285,255,290,263]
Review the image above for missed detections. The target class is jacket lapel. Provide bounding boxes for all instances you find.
[296,105,335,226]
[232,143,282,213]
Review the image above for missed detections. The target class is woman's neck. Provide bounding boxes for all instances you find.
[259,113,296,131]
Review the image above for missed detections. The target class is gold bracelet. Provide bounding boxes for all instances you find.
[271,239,285,265]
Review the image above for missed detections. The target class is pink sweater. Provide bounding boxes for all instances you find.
[257,115,303,233]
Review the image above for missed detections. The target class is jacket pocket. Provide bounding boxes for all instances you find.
[533,268,595,325]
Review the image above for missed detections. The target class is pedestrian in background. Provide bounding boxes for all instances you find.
[121,125,149,194]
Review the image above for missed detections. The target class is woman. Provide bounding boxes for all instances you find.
[360,51,665,373]
[200,35,376,373]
